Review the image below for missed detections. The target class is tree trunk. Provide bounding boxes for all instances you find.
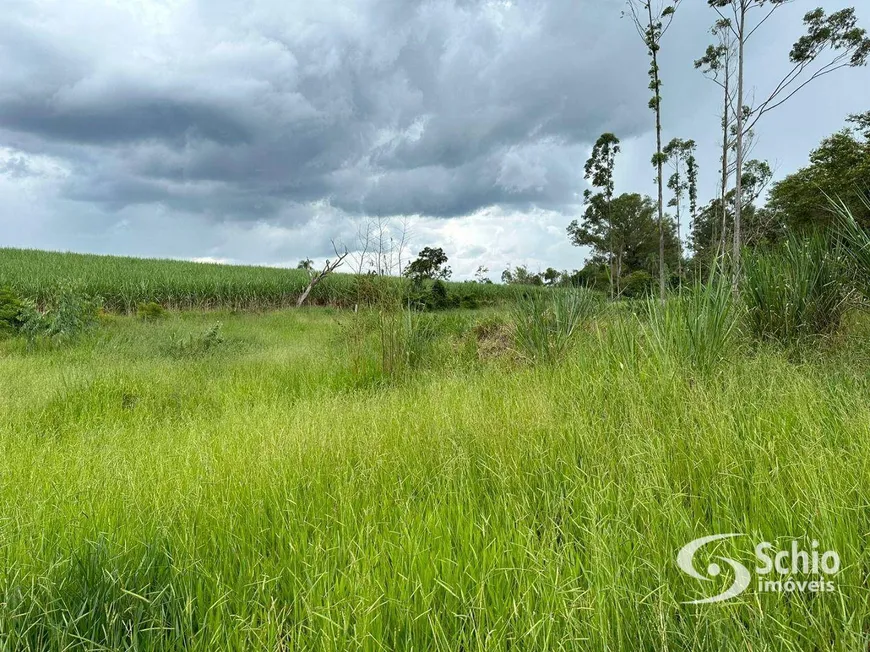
[654,57,666,302]
[675,190,682,292]
[608,195,615,300]
[719,58,730,266]
[732,6,746,292]
[648,3,666,302]
[296,247,349,307]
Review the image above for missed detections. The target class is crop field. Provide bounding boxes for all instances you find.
[2,282,870,649]
[0,248,533,313]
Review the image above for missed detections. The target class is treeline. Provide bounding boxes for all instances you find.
[555,1,870,300]
[556,111,870,299]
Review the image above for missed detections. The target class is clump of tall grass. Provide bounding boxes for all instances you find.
[742,233,849,345]
[342,276,451,382]
[12,283,103,345]
[832,195,870,299]
[644,269,739,373]
[167,322,226,358]
[511,288,603,363]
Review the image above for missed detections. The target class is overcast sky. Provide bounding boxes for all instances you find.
[1,0,868,279]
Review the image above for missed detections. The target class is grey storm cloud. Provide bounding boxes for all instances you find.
[2,0,867,271]
[0,0,651,222]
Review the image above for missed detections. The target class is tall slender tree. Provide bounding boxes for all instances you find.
[664,138,697,285]
[707,0,870,288]
[626,0,682,300]
[581,133,621,298]
[695,18,737,263]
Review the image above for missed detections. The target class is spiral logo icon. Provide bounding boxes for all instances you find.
[677,533,752,604]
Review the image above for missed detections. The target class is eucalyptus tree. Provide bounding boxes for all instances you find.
[695,18,737,261]
[580,132,621,298]
[707,0,870,287]
[625,0,681,301]
[663,138,697,283]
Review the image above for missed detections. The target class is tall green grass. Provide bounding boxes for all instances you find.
[1,308,869,649]
[742,233,849,344]
[645,270,740,373]
[510,288,604,363]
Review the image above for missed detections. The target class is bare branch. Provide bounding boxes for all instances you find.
[296,241,350,307]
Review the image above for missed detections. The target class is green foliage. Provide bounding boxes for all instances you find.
[621,270,654,299]
[6,307,870,647]
[404,279,481,311]
[403,247,452,282]
[501,265,545,286]
[136,301,168,320]
[831,195,870,299]
[743,234,849,344]
[168,322,226,358]
[568,193,681,292]
[645,271,740,372]
[17,284,103,344]
[768,129,870,232]
[0,286,27,334]
[510,288,603,363]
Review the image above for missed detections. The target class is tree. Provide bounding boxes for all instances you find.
[543,268,562,287]
[663,137,697,284]
[403,247,452,283]
[473,266,492,284]
[625,0,682,300]
[848,110,870,140]
[707,0,870,288]
[297,258,314,271]
[690,159,777,272]
[501,266,544,286]
[695,18,737,261]
[570,193,680,293]
[581,133,621,298]
[768,127,870,231]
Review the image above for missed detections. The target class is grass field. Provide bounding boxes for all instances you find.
[2,304,870,650]
[0,248,533,312]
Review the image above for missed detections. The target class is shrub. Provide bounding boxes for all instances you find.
[430,280,451,310]
[16,284,102,344]
[743,233,849,344]
[620,271,653,299]
[511,288,603,363]
[0,287,27,334]
[137,302,168,320]
[404,279,468,312]
[458,293,479,310]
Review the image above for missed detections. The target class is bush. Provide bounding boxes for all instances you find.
[511,288,603,363]
[404,279,468,312]
[15,284,102,344]
[743,233,849,344]
[137,302,168,320]
[620,271,653,299]
[0,287,27,334]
